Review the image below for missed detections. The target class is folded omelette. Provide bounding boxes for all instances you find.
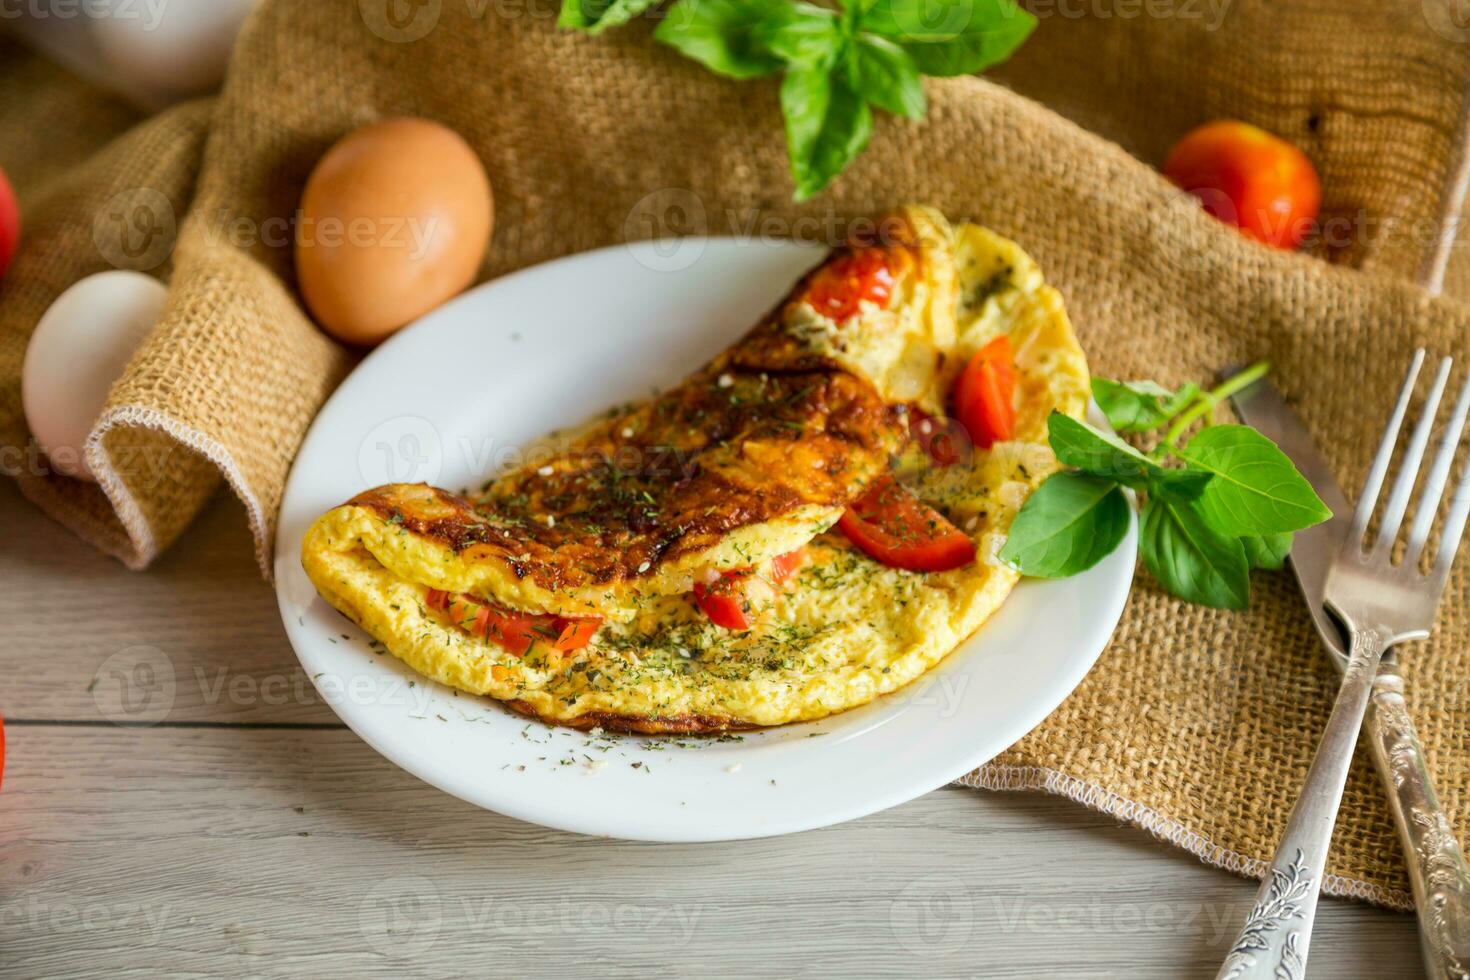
[302,205,1090,732]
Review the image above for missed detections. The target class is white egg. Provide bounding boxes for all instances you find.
[22,271,167,482]
[89,0,260,101]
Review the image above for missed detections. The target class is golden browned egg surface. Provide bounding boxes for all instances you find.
[322,209,949,622]
[302,206,1091,732]
[348,360,902,607]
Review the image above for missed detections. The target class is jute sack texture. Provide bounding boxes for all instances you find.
[992,0,1470,292]
[3,0,1470,907]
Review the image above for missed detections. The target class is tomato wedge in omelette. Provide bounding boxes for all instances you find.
[301,206,1090,732]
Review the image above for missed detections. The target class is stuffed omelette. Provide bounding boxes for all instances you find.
[302,205,1090,733]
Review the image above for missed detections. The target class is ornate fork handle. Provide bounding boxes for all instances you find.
[1216,625,1389,980]
[1365,660,1470,980]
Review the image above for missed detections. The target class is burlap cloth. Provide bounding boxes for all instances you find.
[5,0,1470,907]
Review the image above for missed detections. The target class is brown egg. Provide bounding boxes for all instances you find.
[296,117,493,346]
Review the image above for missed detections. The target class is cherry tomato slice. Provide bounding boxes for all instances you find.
[838,477,976,572]
[806,248,896,323]
[693,575,751,631]
[552,617,600,652]
[481,607,542,655]
[427,589,599,656]
[1162,120,1321,250]
[445,593,493,637]
[768,548,806,585]
[952,335,1015,450]
[692,549,806,630]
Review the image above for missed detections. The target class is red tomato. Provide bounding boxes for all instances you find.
[806,248,896,323]
[909,407,970,465]
[1162,120,1321,250]
[0,167,16,280]
[426,589,599,655]
[553,617,600,652]
[481,606,544,655]
[693,549,807,631]
[838,477,976,572]
[693,575,751,631]
[446,593,493,637]
[768,548,806,585]
[952,336,1015,450]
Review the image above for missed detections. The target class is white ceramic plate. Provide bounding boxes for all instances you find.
[275,237,1136,842]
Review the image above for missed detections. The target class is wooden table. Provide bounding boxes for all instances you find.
[0,478,1425,978]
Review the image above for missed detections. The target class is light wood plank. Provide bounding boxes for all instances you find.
[0,726,1420,979]
[0,480,334,725]
[0,467,1425,978]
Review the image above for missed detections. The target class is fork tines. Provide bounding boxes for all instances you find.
[1349,349,1470,588]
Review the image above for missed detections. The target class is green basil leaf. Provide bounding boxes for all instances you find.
[1242,532,1292,571]
[560,0,660,34]
[1092,378,1200,433]
[999,472,1131,578]
[653,0,788,79]
[752,2,844,70]
[781,69,873,201]
[860,0,1035,76]
[1140,497,1250,610]
[1178,424,1332,535]
[1149,466,1213,502]
[1047,412,1164,487]
[848,34,926,119]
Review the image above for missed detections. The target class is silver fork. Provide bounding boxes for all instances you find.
[1217,350,1470,980]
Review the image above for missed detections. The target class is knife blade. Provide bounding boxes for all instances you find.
[1228,374,1353,659]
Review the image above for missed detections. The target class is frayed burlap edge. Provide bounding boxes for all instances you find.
[956,765,1415,911]
[84,405,266,573]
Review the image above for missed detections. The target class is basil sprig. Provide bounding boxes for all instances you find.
[561,0,1036,200]
[1000,362,1331,609]
[560,0,664,33]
